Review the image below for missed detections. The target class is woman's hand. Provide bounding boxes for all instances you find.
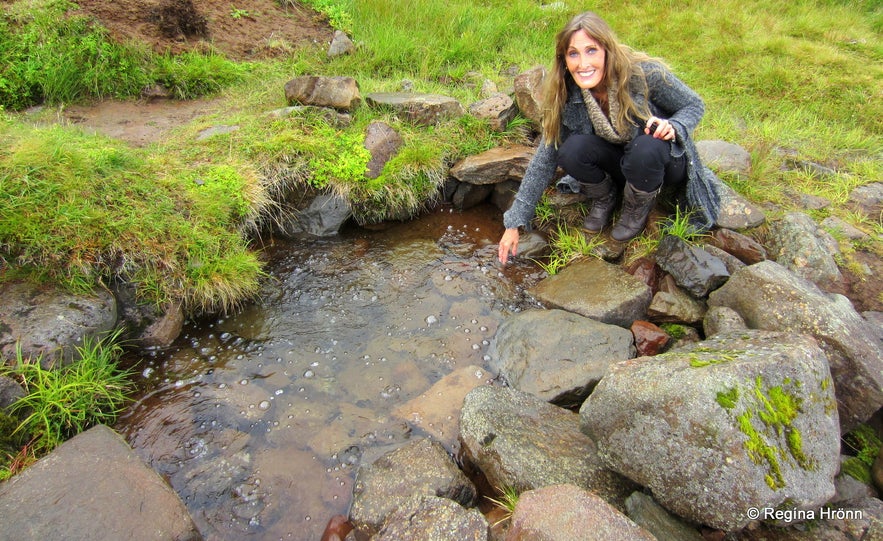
[645,117,676,141]
[498,228,520,264]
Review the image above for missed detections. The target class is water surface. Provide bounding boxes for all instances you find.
[116,204,545,540]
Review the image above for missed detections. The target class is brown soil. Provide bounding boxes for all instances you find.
[70,0,332,61]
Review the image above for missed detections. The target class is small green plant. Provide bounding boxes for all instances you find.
[0,331,133,457]
[485,485,520,526]
[535,224,604,275]
[659,206,709,244]
[305,126,372,189]
[230,6,251,19]
[843,424,883,467]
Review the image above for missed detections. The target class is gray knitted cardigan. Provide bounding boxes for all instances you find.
[503,61,722,231]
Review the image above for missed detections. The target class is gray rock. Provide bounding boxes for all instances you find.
[487,309,634,406]
[625,491,705,541]
[449,145,535,185]
[513,66,545,127]
[702,244,747,275]
[327,29,355,58]
[581,330,840,531]
[647,274,708,324]
[452,182,494,210]
[195,124,239,140]
[707,260,883,432]
[833,455,878,503]
[364,121,403,179]
[530,258,652,328]
[0,375,24,409]
[696,140,752,177]
[364,92,465,126]
[279,193,351,237]
[716,182,766,229]
[0,280,118,368]
[0,425,200,541]
[821,216,871,241]
[491,179,520,213]
[506,484,656,541]
[767,212,843,288]
[373,495,489,541]
[284,75,361,111]
[847,182,883,217]
[349,437,477,538]
[655,235,730,298]
[468,93,517,132]
[726,496,883,540]
[459,385,637,511]
[702,305,748,337]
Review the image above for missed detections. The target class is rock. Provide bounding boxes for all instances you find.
[708,229,767,265]
[0,425,200,541]
[625,491,705,541]
[530,258,653,328]
[631,320,670,357]
[112,279,183,348]
[279,193,352,237]
[0,375,24,409]
[284,75,361,111]
[626,257,663,292]
[349,437,477,538]
[703,305,748,337]
[505,484,656,541]
[696,140,752,177]
[726,496,883,540]
[450,145,535,185]
[581,330,840,531]
[195,124,239,140]
[363,121,403,179]
[487,309,634,406]
[327,30,355,58]
[655,235,730,298]
[364,92,465,126]
[393,365,492,451]
[491,180,521,213]
[847,182,883,217]
[716,182,766,229]
[833,456,878,503]
[373,495,489,540]
[459,385,637,511]
[647,274,708,324]
[702,244,746,275]
[468,93,518,132]
[767,212,843,289]
[707,260,883,432]
[821,216,871,241]
[452,182,494,210]
[0,279,118,368]
[513,66,545,127]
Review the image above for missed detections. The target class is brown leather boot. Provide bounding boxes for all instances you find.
[611,183,660,241]
[579,175,616,233]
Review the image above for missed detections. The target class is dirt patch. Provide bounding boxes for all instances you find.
[70,0,333,61]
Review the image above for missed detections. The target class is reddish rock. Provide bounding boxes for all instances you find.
[627,257,662,293]
[631,320,670,356]
[708,229,767,265]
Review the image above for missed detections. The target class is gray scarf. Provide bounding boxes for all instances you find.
[581,83,631,145]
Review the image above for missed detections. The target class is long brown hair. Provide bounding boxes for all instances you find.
[541,11,653,144]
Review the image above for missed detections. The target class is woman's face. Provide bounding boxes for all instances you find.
[564,29,606,90]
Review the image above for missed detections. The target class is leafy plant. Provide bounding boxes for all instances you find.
[230,6,251,19]
[535,224,604,275]
[485,485,520,526]
[0,331,133,457]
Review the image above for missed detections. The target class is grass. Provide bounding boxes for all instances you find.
[0,0,881,311]
[0,331,133,479]
[485,484,520,526]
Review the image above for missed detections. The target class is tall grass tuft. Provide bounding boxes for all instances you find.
[0,331,133,459]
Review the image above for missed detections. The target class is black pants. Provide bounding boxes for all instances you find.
[557,133,687,192]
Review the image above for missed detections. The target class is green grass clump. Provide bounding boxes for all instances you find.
[535,224,605,275]
[0,332,133,476]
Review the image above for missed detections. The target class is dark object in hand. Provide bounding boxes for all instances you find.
[646,121,659,134]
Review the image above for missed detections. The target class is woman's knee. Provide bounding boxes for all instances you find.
[622,134,670,170]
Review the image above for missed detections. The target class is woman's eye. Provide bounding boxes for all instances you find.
[567,51,579,58]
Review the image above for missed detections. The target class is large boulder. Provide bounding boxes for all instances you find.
[581,330,840,531]
[0,280,118,367]
[0,424,200,541]
[459,385,636,511]
[708,260,883,432]
[486,309,634,406]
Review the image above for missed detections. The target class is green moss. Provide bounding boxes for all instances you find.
[688,348,743,368]
[841,455,872,484]
[659,323,688,340]
[719,375,814,490]
[716,387,739,409]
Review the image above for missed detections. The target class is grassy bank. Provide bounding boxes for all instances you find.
[0,0,880,308]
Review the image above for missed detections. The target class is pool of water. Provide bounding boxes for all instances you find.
[115,204,545,540]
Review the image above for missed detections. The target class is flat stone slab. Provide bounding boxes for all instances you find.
[0,424,201,541]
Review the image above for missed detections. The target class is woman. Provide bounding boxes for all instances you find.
[497,11,722,264]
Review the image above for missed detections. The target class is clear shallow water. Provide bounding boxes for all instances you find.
[115,204,545,541]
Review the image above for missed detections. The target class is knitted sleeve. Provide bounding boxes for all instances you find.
[502,137,559,229]
[642,62,705,141]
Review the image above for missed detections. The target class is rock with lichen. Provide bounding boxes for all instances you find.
[579,330,840,531]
